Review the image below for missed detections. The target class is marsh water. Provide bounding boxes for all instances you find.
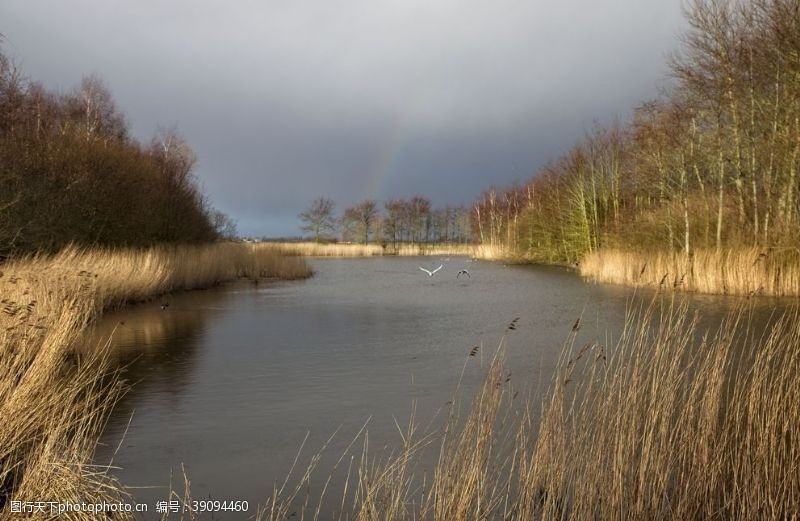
[90,257,785,518]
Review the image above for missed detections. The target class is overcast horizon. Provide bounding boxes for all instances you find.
[2,0,688,237]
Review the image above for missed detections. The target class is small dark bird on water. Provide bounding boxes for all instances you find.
[457,269,470,279]
[160,303,169,310]
[572,317,581,331]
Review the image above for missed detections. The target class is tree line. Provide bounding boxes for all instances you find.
[300,196,472,245]
[0,46,234,255]
[473,0,800,263]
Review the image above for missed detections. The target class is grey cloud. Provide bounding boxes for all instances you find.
[1,0,686,236]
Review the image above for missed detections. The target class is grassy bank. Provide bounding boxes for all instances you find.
[0,243,310,519]
[579,248,800,297]
[260,300,799,520]
[260,241,476,258]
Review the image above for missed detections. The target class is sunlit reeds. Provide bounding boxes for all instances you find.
[258,242,476,258]
[471,244,508,261]
[516,300,800,519]
[580,248,800,296]
[0,264,128,518]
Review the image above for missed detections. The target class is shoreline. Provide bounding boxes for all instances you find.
[257,241,476,258]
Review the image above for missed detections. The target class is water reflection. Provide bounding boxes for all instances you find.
[85,289,231,456]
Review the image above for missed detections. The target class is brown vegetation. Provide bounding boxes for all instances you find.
[0,50,232,256]
[580,247,800,296]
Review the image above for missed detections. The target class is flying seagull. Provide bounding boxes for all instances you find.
[419,265,443,277]
[457,269,470,279]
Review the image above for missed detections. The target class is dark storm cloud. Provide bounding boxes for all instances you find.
[1,0,687,236]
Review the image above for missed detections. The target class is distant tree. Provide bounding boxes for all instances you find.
[343,199,379,244]
[383,199,405,247]
[408,196,432,242]
[339,210,359,242]
[212,210,238,240]
[299,196,337,242]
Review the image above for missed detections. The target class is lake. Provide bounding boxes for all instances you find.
[89,256,782,518]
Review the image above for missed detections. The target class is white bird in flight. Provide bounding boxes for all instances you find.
[419,265,443,277]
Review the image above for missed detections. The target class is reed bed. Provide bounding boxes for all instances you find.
[259,300,799,520]
[1,259,127,519]
[259,242,477,258]
[0,243,311,520]
[516,300,800,520]
[580,247,800,296]
[471,244,508,261]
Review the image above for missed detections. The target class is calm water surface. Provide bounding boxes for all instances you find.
[90,257,784,518]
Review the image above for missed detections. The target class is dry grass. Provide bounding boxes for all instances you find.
[580,247,800,296]
[517,300,800,519]
[258,300,800,520]
[259,242,477,258]
[0,243,311,520]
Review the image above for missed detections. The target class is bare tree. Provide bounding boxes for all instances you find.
[212,210,238,240]
[343,199,379,244]
[383,199,404,247]
[299,197,337,242]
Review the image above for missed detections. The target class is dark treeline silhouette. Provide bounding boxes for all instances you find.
[0,47,231,255]
[474,0,800,263]
[300,196,472,244]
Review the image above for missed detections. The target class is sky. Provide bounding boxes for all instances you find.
[1,0,687,237]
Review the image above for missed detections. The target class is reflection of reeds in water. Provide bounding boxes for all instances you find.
[0,243,311,519]
[85,285,230,357]
[259,300,800,520]
[259,242,477,258]
[580,248,800,296]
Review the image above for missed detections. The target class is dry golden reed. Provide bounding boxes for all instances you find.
[580,247,800,296]
[516,300,800,520]
[258,242,477,258]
